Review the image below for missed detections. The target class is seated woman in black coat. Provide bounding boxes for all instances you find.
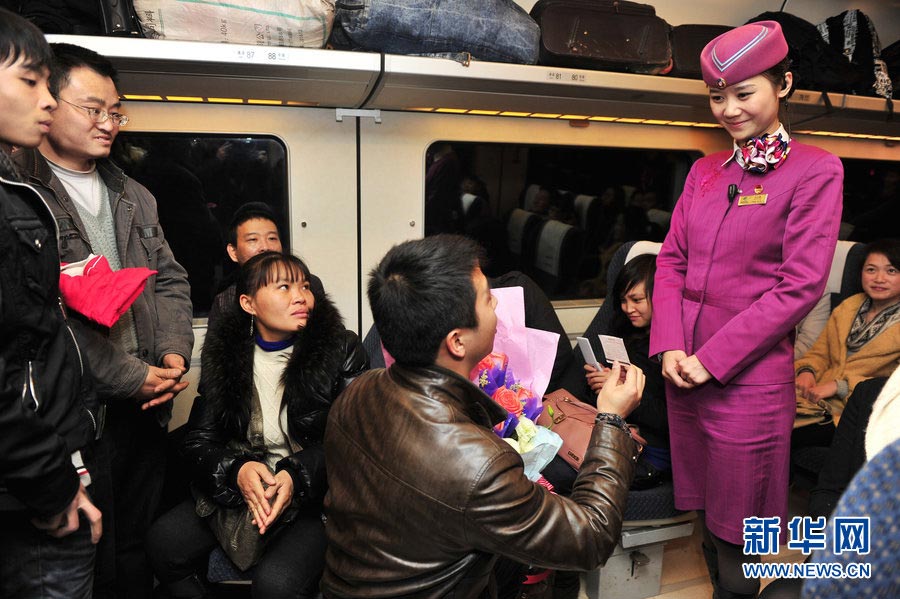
[148,252,368,598]
[545,253,668,495]
[584,253,669,486]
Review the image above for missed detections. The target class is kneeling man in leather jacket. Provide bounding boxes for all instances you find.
[323,234,644,598]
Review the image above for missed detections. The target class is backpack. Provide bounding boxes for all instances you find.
[817,10,893,99]
[746,11,865,94]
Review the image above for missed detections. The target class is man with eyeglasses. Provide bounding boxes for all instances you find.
[14,43,193,599]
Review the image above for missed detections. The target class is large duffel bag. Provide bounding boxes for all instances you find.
[530,0,672,74]
[329,0,540,64]
[668,24,732,80]
[133,0,334,48]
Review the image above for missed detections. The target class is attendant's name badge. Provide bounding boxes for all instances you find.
[738,194,767,206]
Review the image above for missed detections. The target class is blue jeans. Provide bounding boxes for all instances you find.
[0,511,95,599]
[331,0,540,64]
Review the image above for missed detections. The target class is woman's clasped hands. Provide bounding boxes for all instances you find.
[237,461,294,535]
[662,350,712,388]
[795,371,838,405]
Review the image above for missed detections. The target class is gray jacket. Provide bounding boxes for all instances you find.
[15,148,193,420]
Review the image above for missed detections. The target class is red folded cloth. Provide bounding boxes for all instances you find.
[59,254,156,327]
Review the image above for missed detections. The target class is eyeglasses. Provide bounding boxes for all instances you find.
[57,97,129,127]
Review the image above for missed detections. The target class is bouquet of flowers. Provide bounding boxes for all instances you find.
[470,287,562,481]
[473,351,542,437]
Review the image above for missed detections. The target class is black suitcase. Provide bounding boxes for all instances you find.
[668,24,732,79]
[530,0,672,74]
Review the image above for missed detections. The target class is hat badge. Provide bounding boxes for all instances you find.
[716,78,726,89]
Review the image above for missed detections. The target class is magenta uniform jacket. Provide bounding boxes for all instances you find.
[649,140,842,544]
[650,141,843,384]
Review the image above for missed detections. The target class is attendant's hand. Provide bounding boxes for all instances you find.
[258,471,294,534]
[596,362,644,418]
[676,354,712,387]
[661,350,691,388]
[584,363,612,394]
[31,483,102,544]
[237,461,276,531]
[795,371,817,401]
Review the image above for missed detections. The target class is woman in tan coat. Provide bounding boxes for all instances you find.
[794,239,900,449]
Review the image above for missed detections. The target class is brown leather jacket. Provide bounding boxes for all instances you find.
[322,363,637,598]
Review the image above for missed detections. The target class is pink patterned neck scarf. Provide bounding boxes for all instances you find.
[734,131,791,173]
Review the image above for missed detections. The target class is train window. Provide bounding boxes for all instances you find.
[111,134,288,317]
[839,159,900,244]
[424,142,700,300]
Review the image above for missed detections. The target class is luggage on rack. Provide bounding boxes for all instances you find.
[746,11,865,94]
[668,24,732,79]
[9,0,142,36]
[133,0,334,48]
[883,40,900,92]
[529,0,672,74]
[329,0,540,64]
[817,10,893,99]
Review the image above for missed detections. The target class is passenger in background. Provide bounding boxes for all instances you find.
[323,235,644,597]
[147,252,367,599]
[208,201,324,329]
[649,21,843,599]
[548,253,669,495]
[584,254,669,488]
[0,9,102,598]
[14,43,194,599]
[424,142,462,235]
[793,239,900,450]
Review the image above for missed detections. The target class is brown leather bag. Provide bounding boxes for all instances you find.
[536,389,598,469]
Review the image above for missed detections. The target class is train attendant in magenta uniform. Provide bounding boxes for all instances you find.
[648,21,843,599]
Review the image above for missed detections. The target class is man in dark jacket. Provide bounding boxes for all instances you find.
[323,235,644,597]
[14,43,193,598]
[0,8,101,598]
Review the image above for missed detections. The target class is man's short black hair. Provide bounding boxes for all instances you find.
[227,202,280,247]
[368,235,484,367]
[0,8,52,71]
[48,42,119,97]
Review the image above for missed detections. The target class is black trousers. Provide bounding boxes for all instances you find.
[147,499,326,599]
[92,404,168,599]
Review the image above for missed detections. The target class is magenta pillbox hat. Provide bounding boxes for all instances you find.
[700,21,788,89]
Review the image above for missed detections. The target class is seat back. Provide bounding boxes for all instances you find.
[532,219,583,294]
[506,208,546,272]
[573,194,598,230]
[522,183,541,212]
[795,240,865,358]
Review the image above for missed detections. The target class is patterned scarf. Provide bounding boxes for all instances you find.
[846,297,900,353]
[734,130,791,174]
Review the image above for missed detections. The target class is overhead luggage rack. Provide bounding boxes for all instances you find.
[46,35,382,108]
[45,35,899,139]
